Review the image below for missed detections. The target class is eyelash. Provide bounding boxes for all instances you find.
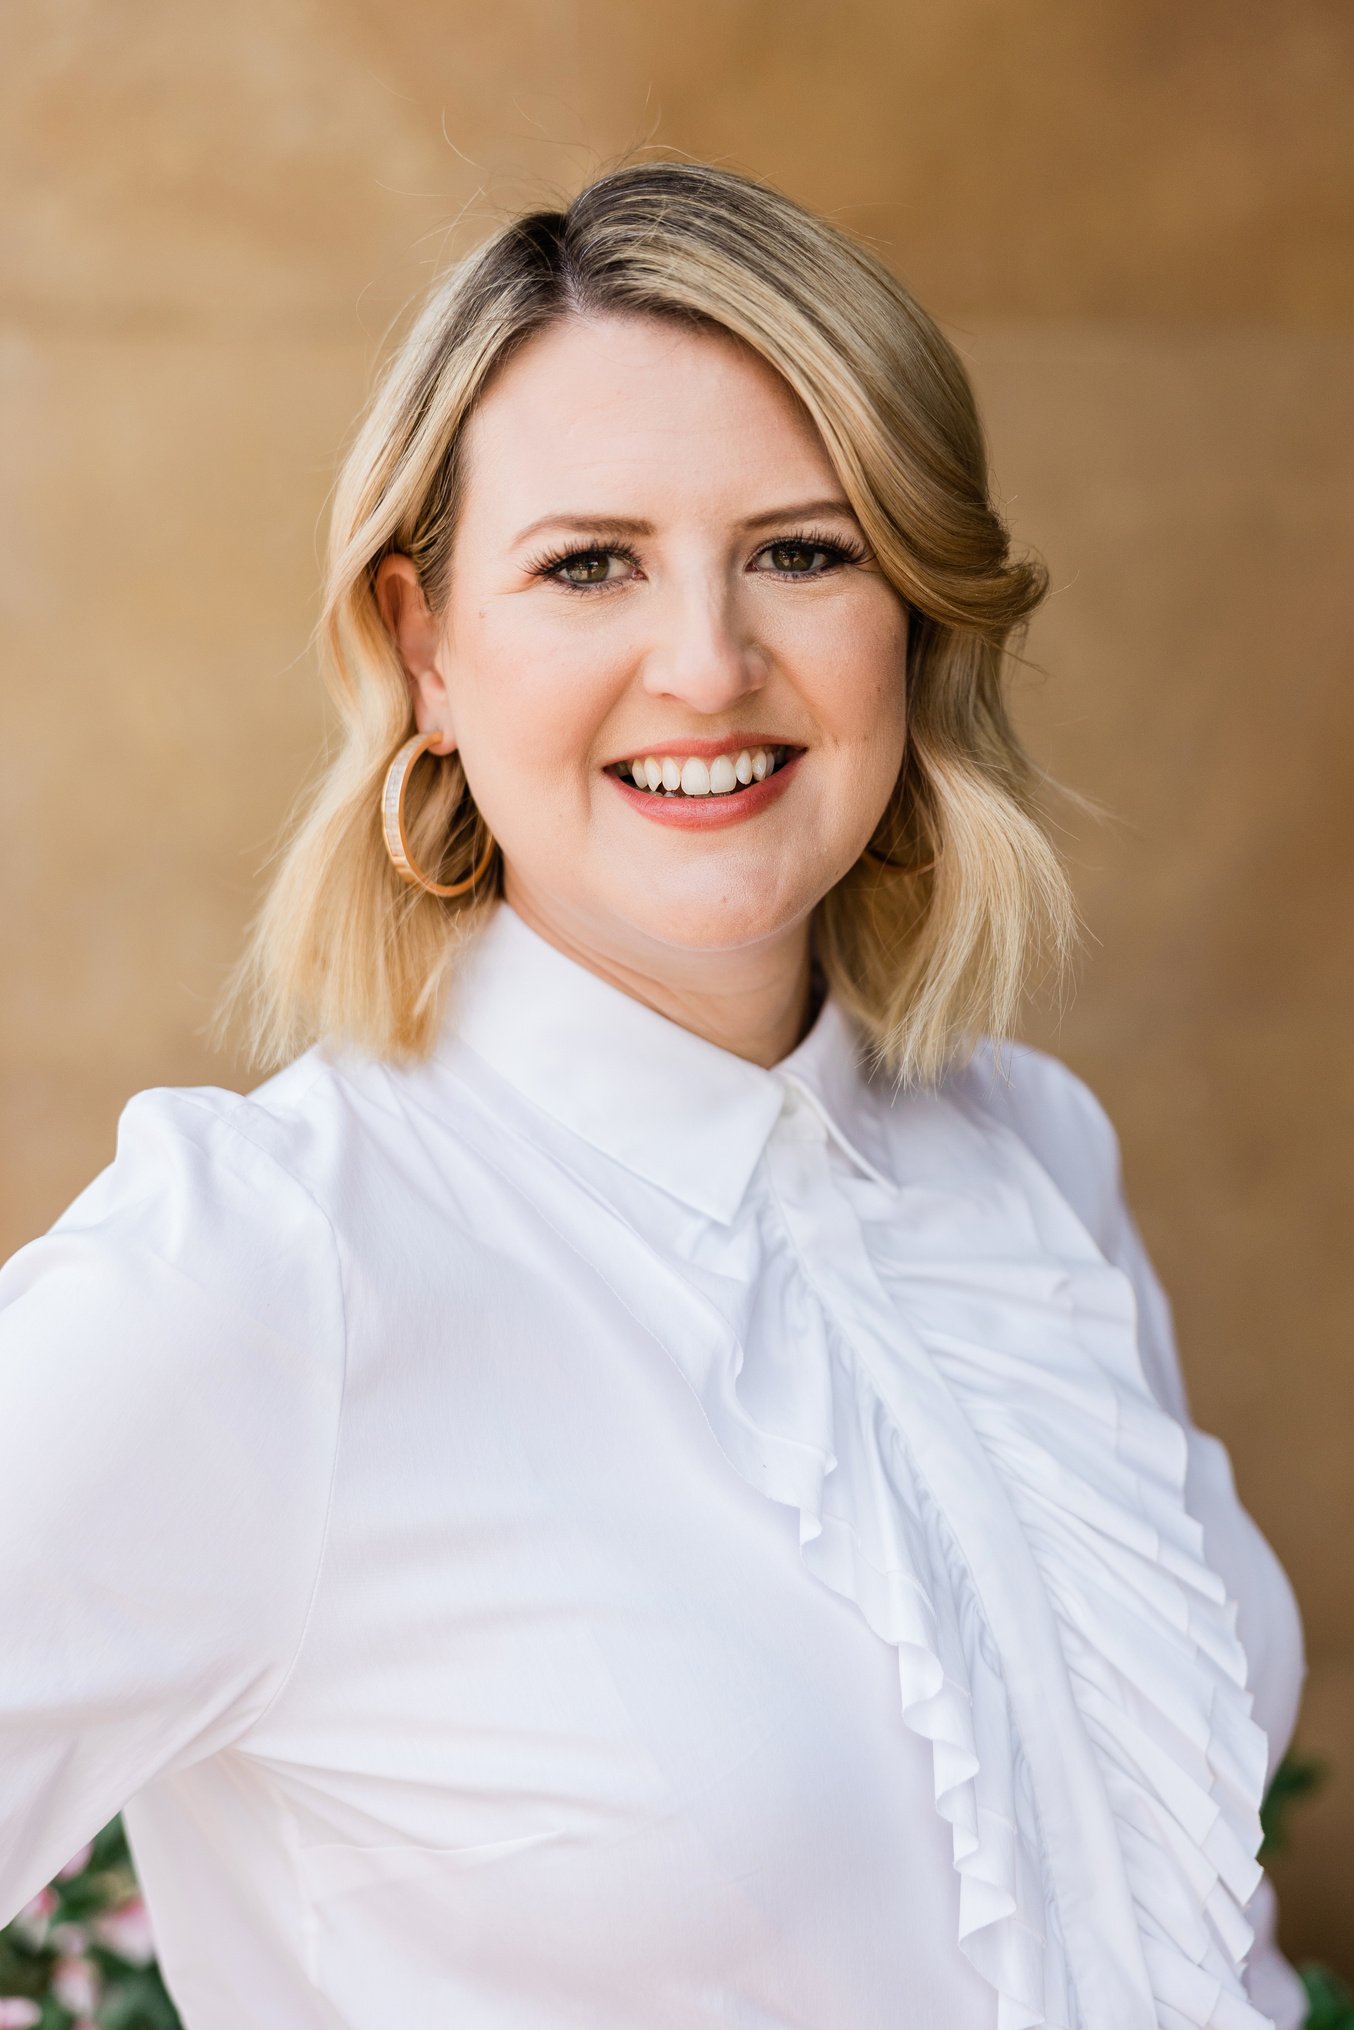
[525,526,869,591]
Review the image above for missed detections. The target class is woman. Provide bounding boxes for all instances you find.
[0,162,1307,2029]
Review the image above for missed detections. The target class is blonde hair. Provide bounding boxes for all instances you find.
[223,159,1081,1086]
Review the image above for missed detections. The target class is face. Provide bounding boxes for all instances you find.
[380,312,909,978]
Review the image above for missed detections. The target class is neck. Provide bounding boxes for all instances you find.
[501,876,817,1069]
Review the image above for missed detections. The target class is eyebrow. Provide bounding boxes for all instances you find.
[510,497,860,549]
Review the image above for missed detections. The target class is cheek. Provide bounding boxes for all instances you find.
[449,603,627,796]
[781,590,909,748]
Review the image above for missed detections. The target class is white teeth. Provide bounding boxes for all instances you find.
[620,746,787,796]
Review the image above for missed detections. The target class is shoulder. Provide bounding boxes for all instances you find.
[938,1036,1128,1261]
[23,1047,364,1352]
[0,1062,356,1778]
[936,1036,1195,1424]
[0,1058,353,1585]
[33,1029,504,1332]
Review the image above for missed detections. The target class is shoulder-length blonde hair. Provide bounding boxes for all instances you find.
[225,158,1080,1086]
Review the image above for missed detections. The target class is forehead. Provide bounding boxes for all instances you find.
[457,311,840,524]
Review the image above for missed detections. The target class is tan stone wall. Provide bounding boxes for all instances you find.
[3,0,1351,1971]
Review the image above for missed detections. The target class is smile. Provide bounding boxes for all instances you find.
[605,743,805,830]
[607,745,795,798]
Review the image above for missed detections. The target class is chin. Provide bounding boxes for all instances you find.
[612,872,819,955]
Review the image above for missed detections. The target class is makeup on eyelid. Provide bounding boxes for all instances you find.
[526,527,869,589]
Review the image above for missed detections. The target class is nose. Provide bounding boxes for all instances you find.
[638,570,767,715]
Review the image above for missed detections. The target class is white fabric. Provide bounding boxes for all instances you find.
[0,898,1307,2029]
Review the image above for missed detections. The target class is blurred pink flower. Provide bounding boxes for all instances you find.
[0,2000,42,2028]
[51,1956,100,2016]
[49,1921,89,1957]
[56,1841,94,1880]
[93,1893,156,1965]
[8,1887,55,1948]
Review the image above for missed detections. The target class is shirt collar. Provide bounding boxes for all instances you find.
[436,900,892,1224]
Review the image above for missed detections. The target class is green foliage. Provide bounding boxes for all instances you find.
[1262,1750,1329,1858]
[0,1818,178,2030]
[1256,1751,1354,2026]
[1301,1963,1354,2030]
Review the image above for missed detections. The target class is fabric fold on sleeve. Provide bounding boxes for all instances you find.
[0,1086,346,1928]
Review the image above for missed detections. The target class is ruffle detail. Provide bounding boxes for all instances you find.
[679,1105,1276,2029]
[894,1248,1272,2029]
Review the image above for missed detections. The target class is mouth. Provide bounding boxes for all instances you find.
[603,741,805,830]
[605,743,800,799]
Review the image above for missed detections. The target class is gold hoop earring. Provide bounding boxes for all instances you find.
[380,731,497,899]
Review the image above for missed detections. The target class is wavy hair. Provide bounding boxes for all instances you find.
[222,159,1082,1085]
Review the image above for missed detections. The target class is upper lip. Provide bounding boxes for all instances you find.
[601,733,804,767]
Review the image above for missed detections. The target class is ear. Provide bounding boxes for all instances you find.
[374,554,458,755]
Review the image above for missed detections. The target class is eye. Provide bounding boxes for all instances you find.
[536,546,640,589]
[558,550,626,586]
[752,534,865,578]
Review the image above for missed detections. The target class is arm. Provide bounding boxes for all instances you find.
[0,1087,345,1925]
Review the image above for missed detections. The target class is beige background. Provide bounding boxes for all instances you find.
[3,0,1351,1974]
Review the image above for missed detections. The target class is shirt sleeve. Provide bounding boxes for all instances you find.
[976,1041,1310,2026]
[0,1085,346,1928]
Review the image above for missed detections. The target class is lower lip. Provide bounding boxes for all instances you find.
[605,751,804,829]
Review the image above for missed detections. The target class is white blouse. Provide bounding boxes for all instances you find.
[0,899,1307,2030]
